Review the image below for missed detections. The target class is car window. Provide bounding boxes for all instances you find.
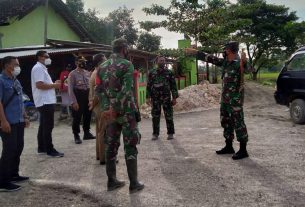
[287,53,305,71]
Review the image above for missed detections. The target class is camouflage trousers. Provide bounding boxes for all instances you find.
[151,98,175,135]
[105,113,141,161]
[220,103,248,143]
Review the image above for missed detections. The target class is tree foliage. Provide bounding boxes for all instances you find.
[136,32,161,52]
[65,1,138,46]
[142,0,305,80]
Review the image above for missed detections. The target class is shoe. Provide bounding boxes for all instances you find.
[167,134,174,140]
[83,131,96,140]
[74,134,82,144]
[47,149,64,158]
[11,176,29,183]
[151,134,158,141]
[106,160,125,191]
[126,158,144,193]
[0,183,21,192]
[216,139,235,155]
[232,142,249,160]
[37,149,46,155]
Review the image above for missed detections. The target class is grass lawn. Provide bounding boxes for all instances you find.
[246,72,279,87]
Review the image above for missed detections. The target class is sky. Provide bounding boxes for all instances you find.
[78,0,305,49]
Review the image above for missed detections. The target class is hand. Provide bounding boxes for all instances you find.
[72,102,79,111]
[172,99,177,106]
[53,82,61,89]
[146,99,151,106]
[185,48,198,56]
[1,119,11,133]
[25,118,30,128]
[88,100,94,111]
[241,49,247,64]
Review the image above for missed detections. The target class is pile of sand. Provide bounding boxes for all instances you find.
[140,82,221,118]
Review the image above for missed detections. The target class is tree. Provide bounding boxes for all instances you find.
[106,6,138,45]
[66,0,84,14]
[65,1,139,46]
[230,0,305,79]
[136,32,161,52]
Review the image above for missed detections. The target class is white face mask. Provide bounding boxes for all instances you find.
[13,66,21,77]
[44,58,52,66]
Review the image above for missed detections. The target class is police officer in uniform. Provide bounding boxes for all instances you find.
[185,42,249,160]
[68,56,95,144]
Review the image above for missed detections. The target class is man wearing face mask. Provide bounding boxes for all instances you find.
[0,56,30,192]
[146,56,179,141]
[96,38,144,193]
[68,56,95,144]
[185,42,249,160]
[31,51,64,158]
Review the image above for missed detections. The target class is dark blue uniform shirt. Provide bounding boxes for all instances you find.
[0,72,24,124]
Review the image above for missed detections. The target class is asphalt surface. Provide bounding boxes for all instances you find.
[1,82,305,207]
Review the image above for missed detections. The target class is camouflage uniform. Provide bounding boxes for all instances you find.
[146,67,179,136]
[197,50,248,143]
[97,54,140,162]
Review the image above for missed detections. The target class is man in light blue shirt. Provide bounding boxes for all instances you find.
[0,56,30,192]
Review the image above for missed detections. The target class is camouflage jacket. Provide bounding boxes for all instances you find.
[197,51,247,106]
[146,67,179,100]
[97,54,137,116]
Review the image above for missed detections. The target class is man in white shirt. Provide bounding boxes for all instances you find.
[31,51,64,157]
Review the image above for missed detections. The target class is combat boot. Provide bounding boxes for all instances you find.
[74,134,82,144]
[106,160,125,191]
[232,142,249,160]
[216,139,235,154]
[126,158,144,193]
[83,131,96,140]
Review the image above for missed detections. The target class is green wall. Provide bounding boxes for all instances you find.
[0,6,80,48]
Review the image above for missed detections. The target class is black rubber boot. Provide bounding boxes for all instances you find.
[74,134,82,144]
[106,160,125,191]
[216,139,235,154]
[232,142,249,160]
[126,159,144,193]
[83,131,96,140]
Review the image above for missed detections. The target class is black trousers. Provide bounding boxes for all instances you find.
[0,123,25,185]
[37,104,55,153]
[72,89,92,135]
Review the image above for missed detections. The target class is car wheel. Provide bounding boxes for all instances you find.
[290,99,305,124]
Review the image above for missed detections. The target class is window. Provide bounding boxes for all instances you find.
[287,53,305,71]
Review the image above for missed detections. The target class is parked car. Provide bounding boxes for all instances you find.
[274,46,305,124]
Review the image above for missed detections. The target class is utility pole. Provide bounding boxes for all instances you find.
[44,0,49,46]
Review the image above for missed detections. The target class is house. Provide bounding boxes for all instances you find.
[0,0,159,106]
[0,0,95,49]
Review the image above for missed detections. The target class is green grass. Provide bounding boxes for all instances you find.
[245,72,279,87]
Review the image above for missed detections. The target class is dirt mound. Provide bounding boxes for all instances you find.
[140,82,221,118]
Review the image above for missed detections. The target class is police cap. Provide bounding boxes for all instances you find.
[112,38,128,49]
[75,56,87,62]
[224,41,239,53]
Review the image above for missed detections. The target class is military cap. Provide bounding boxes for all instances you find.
[224,41,239,53]
[112,38,128,48]
[75,56,87,62]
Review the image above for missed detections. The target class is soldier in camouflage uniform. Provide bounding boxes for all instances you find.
[146,56,179,140]
[185,42,249,160]
[96,38,144,193]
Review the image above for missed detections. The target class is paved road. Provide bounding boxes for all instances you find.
[1,82,305,207]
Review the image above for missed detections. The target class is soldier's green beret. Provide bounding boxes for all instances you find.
[224,41,239,53]
[112,38,128,48]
